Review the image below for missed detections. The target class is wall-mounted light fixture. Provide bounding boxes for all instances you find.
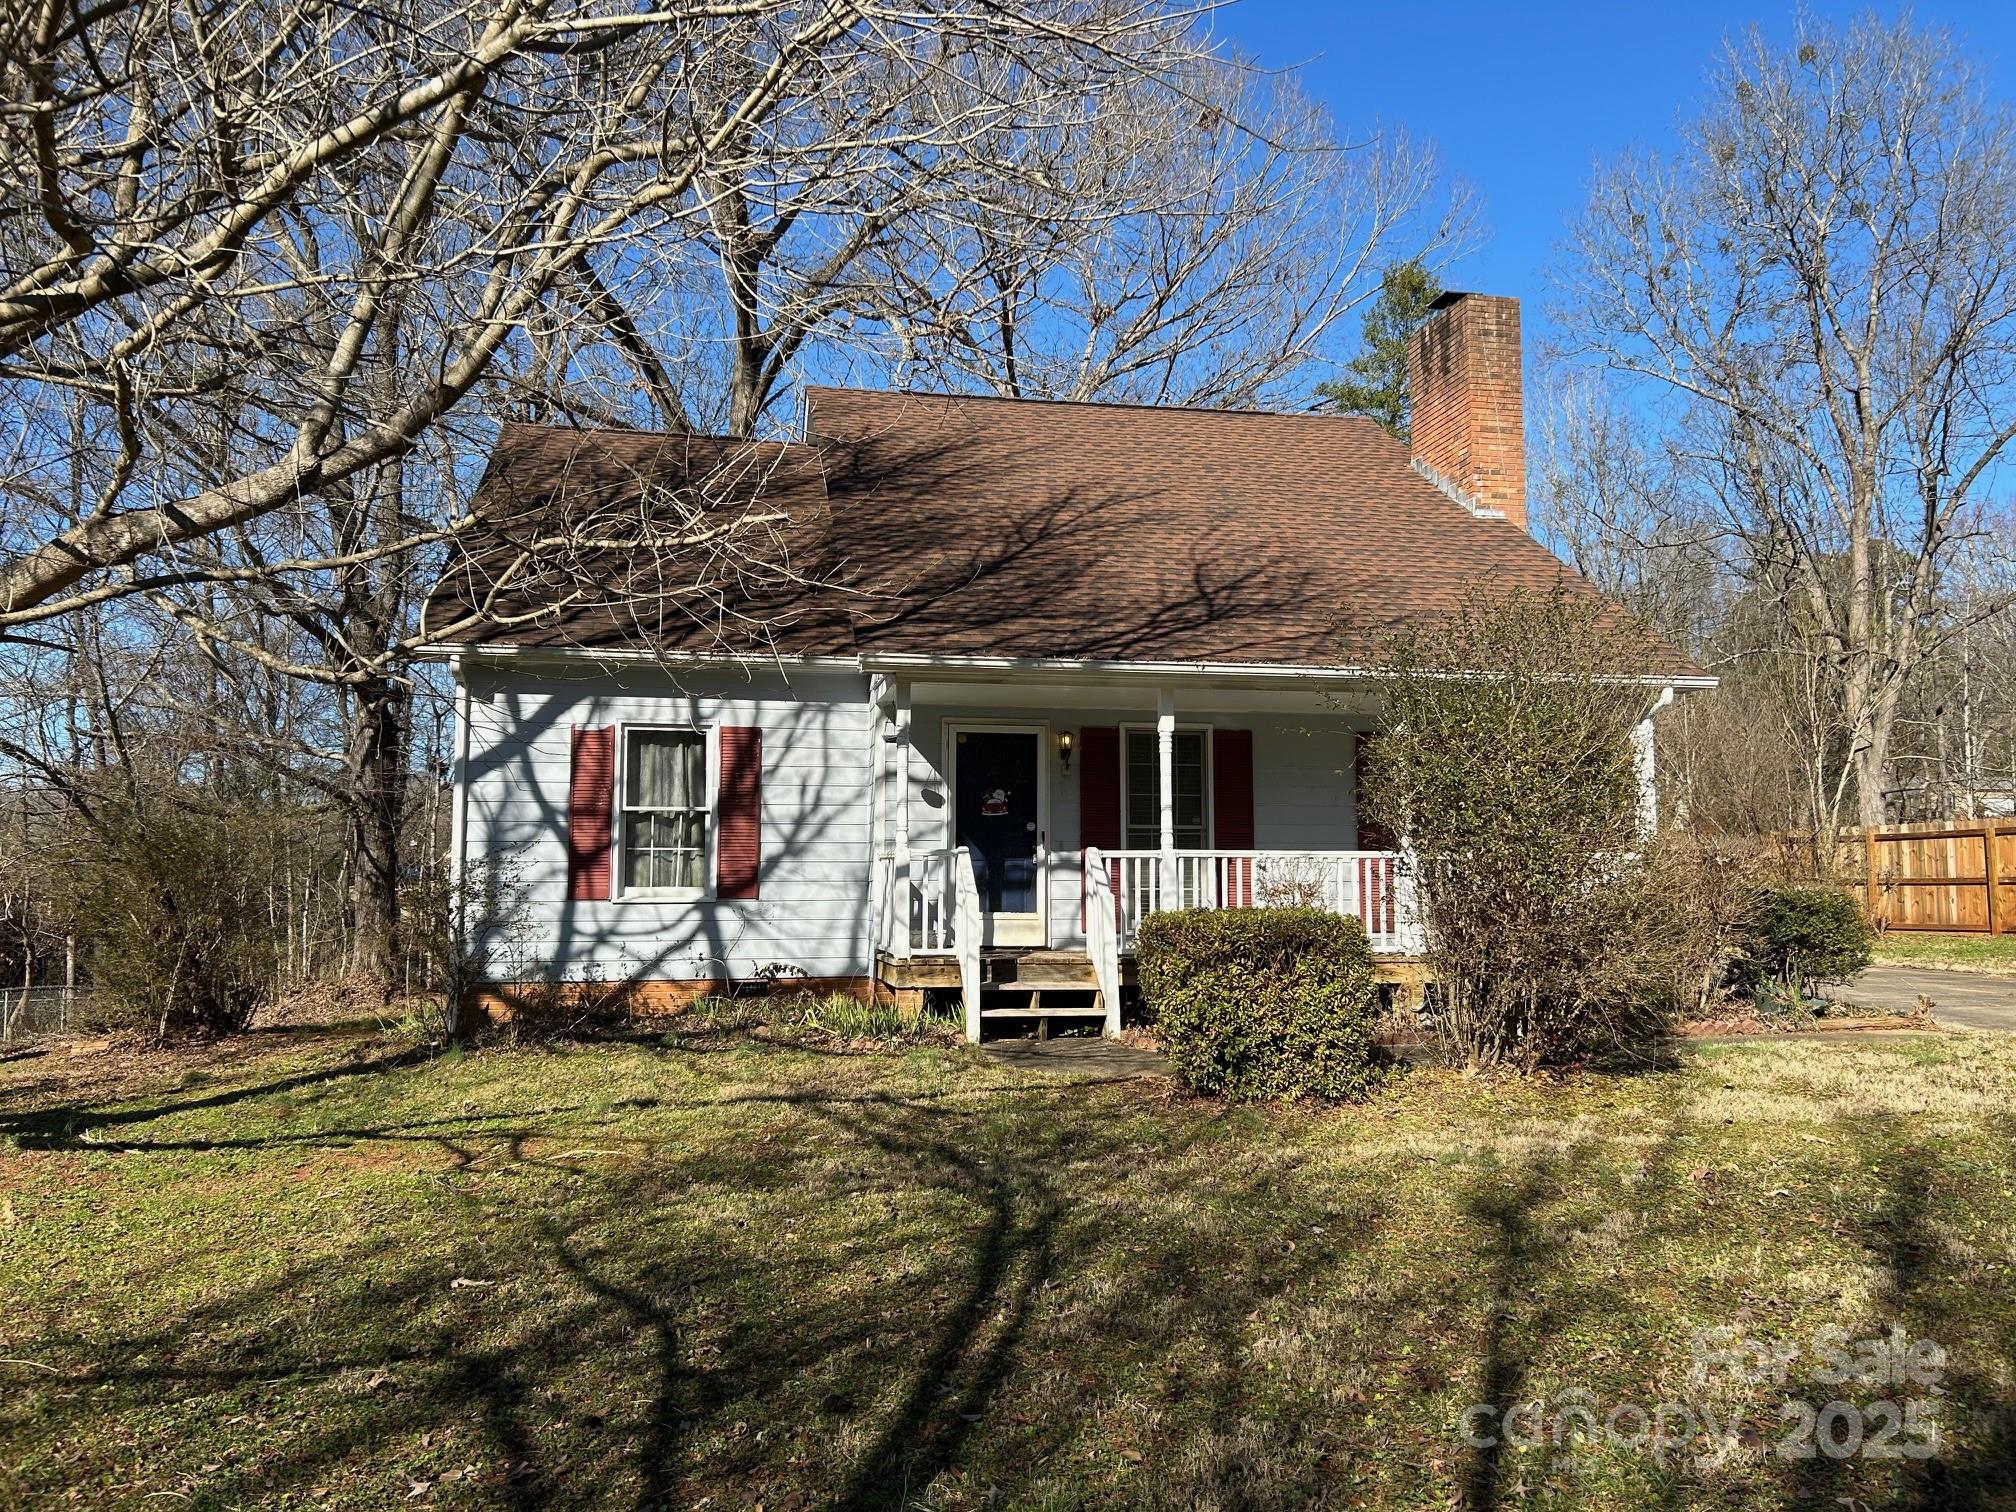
[1058,729,1074,774]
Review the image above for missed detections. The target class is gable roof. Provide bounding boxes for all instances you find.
[423,387,1693,674]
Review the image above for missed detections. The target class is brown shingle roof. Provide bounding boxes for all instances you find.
[422,427,837,655]
[423,388,1691,672]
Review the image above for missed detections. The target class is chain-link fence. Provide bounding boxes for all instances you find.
[1,985,91,1043]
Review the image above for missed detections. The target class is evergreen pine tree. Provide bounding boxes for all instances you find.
[1316,260,1443,442]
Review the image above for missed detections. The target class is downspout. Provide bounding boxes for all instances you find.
[446,655,473,1039]
[1635,684,1677,835]
[865,674,888,989]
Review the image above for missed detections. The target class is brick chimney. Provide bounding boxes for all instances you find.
[1406,291,1526,531]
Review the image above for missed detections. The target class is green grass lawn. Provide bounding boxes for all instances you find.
[4,1020,2015,1510]
[1871,931,2016,976]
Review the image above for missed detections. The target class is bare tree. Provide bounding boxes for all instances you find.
[1532,378,1726,652]
[1554,14,2016,832]
[619,51,1473,435]
[1,0,1223,985]
[0,0,1203,627]
[2,0,1472,991]
[869,58,1474,409]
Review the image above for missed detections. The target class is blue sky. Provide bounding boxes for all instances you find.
[1219,1,2016,350]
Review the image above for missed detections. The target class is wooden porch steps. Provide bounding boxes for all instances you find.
[978,984,1105,1040]
[874,948,1105,994]
[982,949,1100,987]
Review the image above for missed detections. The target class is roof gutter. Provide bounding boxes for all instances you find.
[412,640,1718,692]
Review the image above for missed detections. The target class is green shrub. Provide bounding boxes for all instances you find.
[1137,908,1385,1102]
[1732,885,1873,1005]
[1361,584,1680,1068]
[789,991,912,1039]
[679,990,956,1045]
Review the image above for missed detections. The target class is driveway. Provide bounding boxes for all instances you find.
[1830,966,2016,1031]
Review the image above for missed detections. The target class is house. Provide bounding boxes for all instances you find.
[421,292,1709,1038]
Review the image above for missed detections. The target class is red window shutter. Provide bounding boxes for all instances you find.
[1078,726,1121,930]
[716,726,762,900]
[1212,729,1255,849]
[1354,731,1394,850]
[1212,729,1255,906]
[567,725,616,901]
[1079,727,1121,850]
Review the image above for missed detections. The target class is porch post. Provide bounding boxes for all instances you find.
[893,680,912,860]
[893,679,912,949]
[1157,687,1177,907]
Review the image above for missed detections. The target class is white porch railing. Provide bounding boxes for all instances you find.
[875,848,965,956]
[953,848,982,1041]
[1098,849,1421,955]
[1082,847,1122,1037]
[876,846,985,1038]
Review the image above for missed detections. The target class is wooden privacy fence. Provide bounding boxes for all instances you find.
[1857,819,2015,935]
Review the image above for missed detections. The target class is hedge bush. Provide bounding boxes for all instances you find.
[1731,885,1873,1005]
[1136,907,1385,1102]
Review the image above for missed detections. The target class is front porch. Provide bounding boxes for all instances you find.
[874,846,1423,1041]
[862,667,1421,1041]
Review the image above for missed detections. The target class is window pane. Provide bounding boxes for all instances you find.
[627,730,702,808]
[622,810,706,892]
[622,813,656,890]
[1174,732,1205,835]
[671,813,704,889]
[1125,732,1157,847]
[1124,730,1210,850]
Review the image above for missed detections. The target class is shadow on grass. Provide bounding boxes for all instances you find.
[8,1033,2015,1509]
[1775,1110,2016,1511]
[1453,1110,1701,1512]
[1,1036,1392,1507]
[0,1040,435,1148]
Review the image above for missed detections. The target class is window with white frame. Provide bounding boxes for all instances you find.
[1124,728,1208,849]
[621,728,707,893]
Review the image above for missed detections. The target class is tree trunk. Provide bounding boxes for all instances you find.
[1851,735,1889,829]
[346,677,410,993]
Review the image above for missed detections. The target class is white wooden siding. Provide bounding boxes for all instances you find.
[1249,716,1359,850]
[462,664,875,984]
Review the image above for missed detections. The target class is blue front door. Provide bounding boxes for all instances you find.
[953,727,1045,944]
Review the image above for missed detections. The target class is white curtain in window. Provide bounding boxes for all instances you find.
[628,731,702,808]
